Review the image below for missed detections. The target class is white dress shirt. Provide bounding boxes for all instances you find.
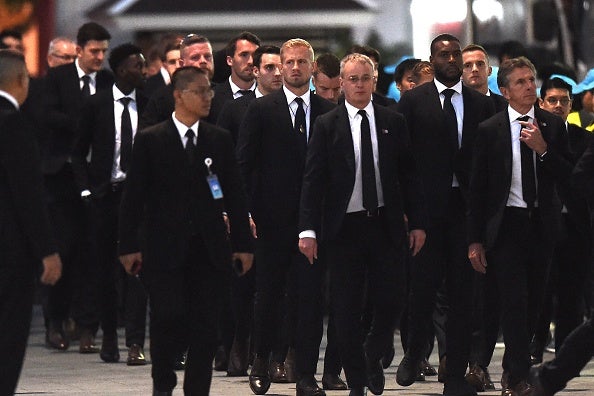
[75,59,97,95]
[283,86,311,139]
[111,86,138,182]
[506,105,536,208]
[434,79,464,187]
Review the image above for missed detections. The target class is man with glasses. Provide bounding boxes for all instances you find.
[119,66,253,396]
[529,77,591,365]
[47,37,77,68]
[299,53,427,396]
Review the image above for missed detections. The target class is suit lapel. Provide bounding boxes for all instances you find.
[499,110,513,183]
[274,90,294,133]
[373,103,389,188]
[337,105,356,183]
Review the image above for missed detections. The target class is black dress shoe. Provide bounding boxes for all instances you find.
[529,366,554,396]
[365,354,385,395]
[126,344,147,366]
[396,354,419,387]
[249,355,271,395]
[349,386,365,396]
[284,347,297,383]
[296,376,326,396]
[213,344,228,371]
[152,388,172,396]
[227,336,249,376]
[465,363,495,392]
[79,328,99,354]
[322,373,348,390]
[381,346,395,369]
[174,351,186,371]
[100,336,120,363]
[443,378,478,396]
[46,327,69,351]
[269,361,288,383]
[420,358,437,376]
[530,354,543,365]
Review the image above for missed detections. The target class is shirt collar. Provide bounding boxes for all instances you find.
[172,112,199,141]
[344,99,374,120]
[0,90,19,109]
[160,67,171,85]
[112,85,137,102]
[75,58,97,81]
[283,85,311,108]
[255,87,265,98]
[508,105,535,124]
[434,79,463,95]
[229,76,256,95]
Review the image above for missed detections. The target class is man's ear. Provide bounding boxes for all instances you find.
[226,56,233,67]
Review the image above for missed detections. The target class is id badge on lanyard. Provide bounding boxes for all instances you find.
[204,157,223,200]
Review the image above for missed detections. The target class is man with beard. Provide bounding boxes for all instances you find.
[237,38,335,396]
[395,33,495,396]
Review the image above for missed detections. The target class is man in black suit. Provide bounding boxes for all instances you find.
[210,31,260,125]
[460,43,507,392]
[312,53,341,105]
[42,21,113,353]
[216,45,281,377]
[237,38,335,396]
[144,39,181,98]
[467,57,572,396]
[345,45,396,107]
[119,66,253,396]
[530,77,591,363]
[395,33,495,396]
[0,49,62,396]
[299,53,427,396]
[72,43,149,365]
[140,34,214,129]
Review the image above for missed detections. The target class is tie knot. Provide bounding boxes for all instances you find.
[443,89,455,99]
[358,109,367,118]
[294,97,304,106]
[120,97,132,107]
[238,89,252,96]
[517,115,530,123]
[82,75,90,83]
[185,129,195,140]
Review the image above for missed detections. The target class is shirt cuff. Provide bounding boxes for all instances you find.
[299,230,316,239]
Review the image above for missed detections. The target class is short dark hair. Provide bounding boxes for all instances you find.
[497,40,527,64]
[497,56,536,88]
[346,44,381,64]
[180,34,210,53]
[253,45,280,68]
[540,77,573,99]
[172,66,207,91]
[314,53,340,79]
[430,33,460,56]
[225,31,260,58]
[411,61,434,84]
[0,29,23,47]
[462,44,490,60]
[0,49,26,87]
[76,22,111,47]
[394,58,421,83]
[108,43,142,72]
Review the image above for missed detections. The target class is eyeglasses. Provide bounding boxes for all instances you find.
[545,97,571,106]
[345,75,374,84]
[51,53,77,61]
[183,87,214,99]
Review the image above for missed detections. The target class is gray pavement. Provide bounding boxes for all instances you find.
[16,305,594,395]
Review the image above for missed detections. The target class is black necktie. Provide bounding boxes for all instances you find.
[238,89,254,97]
[120,97,133,173]
[185,129,196,165]
[81,75,91,98]
[359,109,378,212]
[518,115,536,209]
[442,89,459,150]
[294,97,307,155]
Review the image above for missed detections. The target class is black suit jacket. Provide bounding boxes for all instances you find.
[0,97,56,286]
[467,107,573,249]
[299,103,427,243]
[489,90,508,112]
[216,92,255,144]
[236,89,335,242]
[71,88,148,198]
[397,82,495,222]
[118,118,252,272]
[42,62,113,174]
[209,80,234,125]
[144,72,167,98]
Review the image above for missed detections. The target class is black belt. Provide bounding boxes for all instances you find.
[347,207,384,218]
[505,206,539,219]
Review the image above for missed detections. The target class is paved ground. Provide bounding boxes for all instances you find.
[16,305,594,395]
